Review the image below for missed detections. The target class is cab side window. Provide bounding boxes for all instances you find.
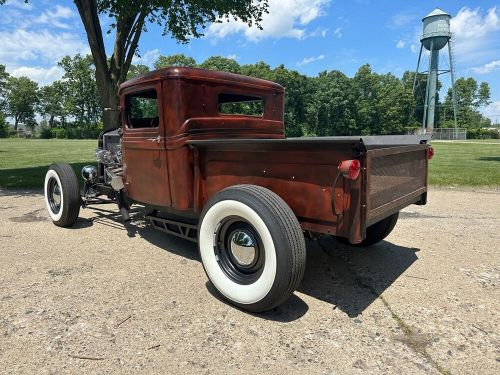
[218,93,264,117]
[126,89,159,128]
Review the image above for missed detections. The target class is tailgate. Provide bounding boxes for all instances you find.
[365,144,428,226]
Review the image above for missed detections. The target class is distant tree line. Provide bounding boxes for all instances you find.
[0,55,101,139]
[0,54,495,139]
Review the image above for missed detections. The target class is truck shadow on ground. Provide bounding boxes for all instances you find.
[299,237,419,318]
[85,206,419,321]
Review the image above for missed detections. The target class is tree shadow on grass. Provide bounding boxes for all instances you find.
[477,156,500,162]
[0,162,92,189]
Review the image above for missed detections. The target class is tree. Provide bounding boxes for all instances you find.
[58,54,101,130]
[154,54,197,69]
[0,111,9,138]
[126,64,150,79]
[200,56,241,73]
[351,64,379,135]
[240,61,273,79]
[0,64,9,111]
[272,65,310,137]
[5,76,39,131]
[444,77,491,128]
[38,81,68,128]
[374,73,414,135]
[477,82,491,107]
[308,70,355,136]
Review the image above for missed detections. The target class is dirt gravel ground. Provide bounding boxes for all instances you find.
[0,188,498,375]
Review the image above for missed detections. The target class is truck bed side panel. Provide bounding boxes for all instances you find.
[191,139,364,241]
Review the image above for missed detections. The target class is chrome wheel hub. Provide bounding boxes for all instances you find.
[230,230,256,266]
[213,217,265,285]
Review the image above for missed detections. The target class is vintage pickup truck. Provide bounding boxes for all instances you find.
[44,67,432,312]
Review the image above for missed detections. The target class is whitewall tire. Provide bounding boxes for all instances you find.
[198,185,306,312]
[44,163,81,227]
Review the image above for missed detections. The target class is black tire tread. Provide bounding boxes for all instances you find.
[235,184,306,309]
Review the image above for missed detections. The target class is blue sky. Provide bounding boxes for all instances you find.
[1,0,499,122]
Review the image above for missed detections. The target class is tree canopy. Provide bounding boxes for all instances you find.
[155,54,197,69]
[0,55,495,138]
[5,76,39,131]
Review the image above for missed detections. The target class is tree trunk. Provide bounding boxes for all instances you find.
[74,0,146,132]
[49,115,54,129]
[74,0,117,132]
[96,76,120,132]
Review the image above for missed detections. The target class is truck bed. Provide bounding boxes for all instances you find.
[188,135,430,244]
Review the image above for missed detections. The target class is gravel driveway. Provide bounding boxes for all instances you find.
[0,188,498,374]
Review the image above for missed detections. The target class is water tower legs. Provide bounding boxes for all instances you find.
[448,41,459,137]
[425,49,439,132]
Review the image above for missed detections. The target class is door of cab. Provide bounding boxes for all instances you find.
[121,82,171,207]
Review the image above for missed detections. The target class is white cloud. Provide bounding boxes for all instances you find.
[396,40,405,49]
[471,60,500,74]
[296,54,325,66]
[35,5,75,29]
[482,101,500,123]
[208,0,330,41]
[389,12,418,28]
[451,7,500,62]
[226,54,238,60]
[309,27,328,37]
[0,29,89,66]
[452,7,499,40]
[410,44,419,53]
[132,48,161,67]
[333,27,342,38]
[9,66,64,86]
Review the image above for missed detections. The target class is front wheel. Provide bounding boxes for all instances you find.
[198,185,306,313]
[44,163,81,227]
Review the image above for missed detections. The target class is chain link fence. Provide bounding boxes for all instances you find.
[406,127,467,140]
[432,128,467,140]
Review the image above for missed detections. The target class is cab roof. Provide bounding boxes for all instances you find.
[120,67,284,92]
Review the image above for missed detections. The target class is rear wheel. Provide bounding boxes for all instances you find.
[198,185,306,313]
[338,212,399,247]
[44,163,81,227]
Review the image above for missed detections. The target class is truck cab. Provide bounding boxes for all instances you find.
[119,67,286,211]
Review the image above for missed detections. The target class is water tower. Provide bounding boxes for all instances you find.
[413,8,457,133]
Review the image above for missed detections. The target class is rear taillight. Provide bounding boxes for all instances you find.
[338,159,361,180]
[428,146,434,160]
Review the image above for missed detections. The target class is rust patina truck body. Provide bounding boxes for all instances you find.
[44,67,431,312]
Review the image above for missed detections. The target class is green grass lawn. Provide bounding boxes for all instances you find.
[0,138,499,189]
[0,139,96,188]
[429,141,500,186]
